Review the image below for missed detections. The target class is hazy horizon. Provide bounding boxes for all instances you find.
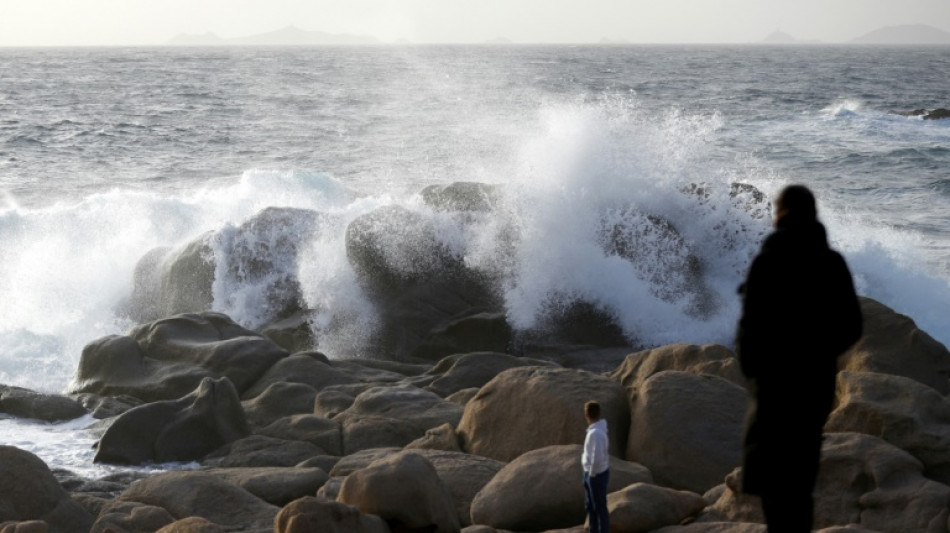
[1,0,948,47]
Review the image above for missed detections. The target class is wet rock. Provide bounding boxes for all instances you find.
[94,377,249,465]
[0,446,93,533]
[72,312,288,402]
[345,204,500,360]
[410,313,514,362]
[260,312,317,354]
[0,386,87,422]
[421,182,501,213]
[458,366,629,462]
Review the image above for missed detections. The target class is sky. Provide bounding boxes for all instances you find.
[0,0,949,46]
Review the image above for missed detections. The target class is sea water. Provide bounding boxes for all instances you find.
[1,45,948,476]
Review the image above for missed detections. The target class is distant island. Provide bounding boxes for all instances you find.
[850,24,950,44]
[760,24,950,45]
[168,25,378,46]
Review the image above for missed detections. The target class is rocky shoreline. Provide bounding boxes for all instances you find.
[4,182,950,533]
[1,295,950,533]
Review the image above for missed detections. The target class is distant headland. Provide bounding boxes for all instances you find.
[761,24,950,45]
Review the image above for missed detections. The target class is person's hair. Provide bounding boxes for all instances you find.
[775,184,817,221]
[584,401,601,420]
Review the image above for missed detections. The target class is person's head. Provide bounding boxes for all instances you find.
[774,184,817,227]
[584,401,601,423]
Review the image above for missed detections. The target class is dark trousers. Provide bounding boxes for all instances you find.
[584,469,610,533]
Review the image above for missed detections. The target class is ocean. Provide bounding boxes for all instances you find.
[1,45,949,475]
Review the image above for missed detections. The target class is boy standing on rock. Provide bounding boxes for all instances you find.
[582,400,610,533]
[737,184,863,533]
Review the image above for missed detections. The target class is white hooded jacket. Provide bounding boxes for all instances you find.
[582,418,609,476]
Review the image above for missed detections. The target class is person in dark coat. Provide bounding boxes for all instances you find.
[736,184,863,533]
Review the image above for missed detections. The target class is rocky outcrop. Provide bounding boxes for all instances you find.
[116,471,278,531]
[334,385,463,454]
[458,366,629,462]
[424,351,553,398]
[826,370,950,484]
[203,435,326,468]
[610,343,745,390]
[345,204,500,360]
[839,297,950,394]
[626,371,746,493]
[257,414,343,456]
[338,451,460,533]
[91,501,176,533]
[469,445,652,531]
[94,377,249,465]
[71,312,288,402]
[706,433,950,532]
[273,497,389,533]
[0,446,93,533]
[0,386,87,422]
[241,382,319,429]
[410,450,506,527]
[240,351,357,400]
[202,467,329,506]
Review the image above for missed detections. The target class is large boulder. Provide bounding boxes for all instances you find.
[707,433,950,532]
[345,204,500,360]
[334,385,463,455]
[609,344,745,390]
[90,501,176,533]
[410,314,514,362]
[203,467,329,506]
[421,182,501,213]
[0,386,87,422]
[0,446,93,533]
[423,352,555,398]
[241,352,357,400]
[155,517,227,533]
[338,451,460,533]
[94,377,249,465]
[410,450,506,527]
[826,370,950,484]
[258,415,343,456]
[274,497,389,533]
[626,371,745,494]
[840,297,950,394]
[606,483,706,533]
[469,445,652,532]
[241,382,319,429]
[71,312,288,402]
[458,366,629,462]
[128,207,322,325]
[203,435,326,468]
[116,471,279,531]
[597,208,715,318]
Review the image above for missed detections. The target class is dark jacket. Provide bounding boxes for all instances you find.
[737,215,863,381]
[736,214,863,495]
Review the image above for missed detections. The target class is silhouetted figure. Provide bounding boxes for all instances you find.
[737,185,863,533]
[582,400,610,533]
